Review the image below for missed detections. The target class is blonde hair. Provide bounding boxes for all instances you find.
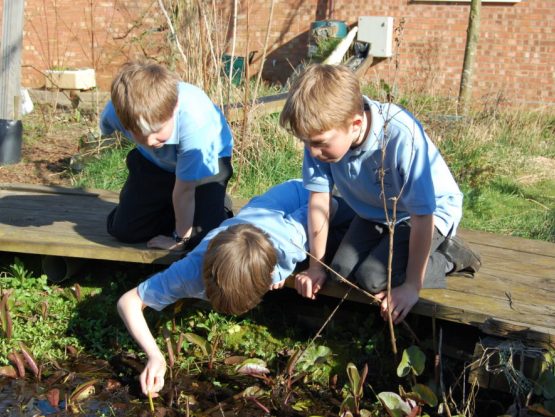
[203,224,277,315]
[110,61,179,135]
[280,64,364,139]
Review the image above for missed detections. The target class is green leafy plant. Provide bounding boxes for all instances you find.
[340,362,371,417]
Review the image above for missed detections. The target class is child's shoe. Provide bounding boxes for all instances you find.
[438,235,482,274]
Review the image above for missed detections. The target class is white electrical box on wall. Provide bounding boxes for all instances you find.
[357,16,394,58]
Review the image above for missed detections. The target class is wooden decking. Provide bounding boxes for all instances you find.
[1,183,554,348]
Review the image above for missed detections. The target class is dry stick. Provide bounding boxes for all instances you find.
[377,19,407,357]
[250,0,275,108]
[198,0,223,105]
[225,0,238,119]
[236,0,252,188]
[439,327,453,417]
[378,132,399,356]
[294,244,420,344]
[240,0,251,138]
[157,0,187,65]
[197,4,207,90]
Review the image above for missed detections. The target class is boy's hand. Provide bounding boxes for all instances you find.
[375,282,420,325]
[295,265,327,299]
[270,279,287,290]
[140,353,167,397]
[147,235,186,251]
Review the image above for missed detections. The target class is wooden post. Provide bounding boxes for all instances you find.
[458,0,482,115]
[0,0,25,120]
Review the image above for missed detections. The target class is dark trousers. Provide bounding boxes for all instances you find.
[329,215,450,292]
[107,148,233,248]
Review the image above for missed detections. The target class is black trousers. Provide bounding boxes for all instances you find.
[329,215,450,292]
[107,148,233,248]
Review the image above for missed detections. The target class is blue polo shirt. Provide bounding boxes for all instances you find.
[138,180,310,311]
[303,97,462,236]
[100,82,233,181]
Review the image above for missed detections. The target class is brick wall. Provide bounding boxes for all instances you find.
[4,0,554,106]
[10,0,167,90]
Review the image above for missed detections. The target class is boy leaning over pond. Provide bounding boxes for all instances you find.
[117,179,354,397]
[279,64,481,326]
[100,61,233,251]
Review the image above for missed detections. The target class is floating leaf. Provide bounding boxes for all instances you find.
[411,383,438,407]
[7,351,25,378]
[224,355,247,365]
[237,358,270,375]
[0,365,17,378]
[69,379,97,403]
[377,392,412,417]
[397,346,426,377]
[184,332,209,356]
[19,342,40,380]
[242,385,266,397]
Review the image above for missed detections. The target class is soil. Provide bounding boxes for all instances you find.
[0,108,92,186]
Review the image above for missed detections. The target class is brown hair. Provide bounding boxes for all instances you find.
[203,224,277,315]
[110,61,179,135]
[279,64,363,140]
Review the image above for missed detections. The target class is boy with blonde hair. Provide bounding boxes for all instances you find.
[100,61,233,250]
[280,64,480,325]
[117,180,354,397]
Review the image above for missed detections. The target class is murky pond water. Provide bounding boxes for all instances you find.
[0,353,331,417]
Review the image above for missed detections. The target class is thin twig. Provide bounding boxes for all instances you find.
[439,327,453,417]
[251,0,275,107]
[157,0,187,65]
[292,242,418,344]
[225,0,238,118]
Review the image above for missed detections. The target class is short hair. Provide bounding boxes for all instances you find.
[279,64,364,140]
[203,224,277,315]
[110,61,179,135]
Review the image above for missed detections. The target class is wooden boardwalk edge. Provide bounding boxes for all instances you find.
[1,182,554,348]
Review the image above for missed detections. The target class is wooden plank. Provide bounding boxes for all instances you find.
[224,92,288,123]
[284,279,554,345]
[0,183,180,265]
[459,229,555,258]
[1,182,554,348]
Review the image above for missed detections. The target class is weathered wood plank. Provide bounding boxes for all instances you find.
[1,182,554,348]
[459,229,555,258]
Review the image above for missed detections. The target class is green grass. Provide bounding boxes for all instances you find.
[229,113,303,198]
[71,140,133,191]
[461,179,555,241]
[68,88,555,242]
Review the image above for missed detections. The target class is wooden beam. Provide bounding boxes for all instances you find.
[0,0,25,120]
